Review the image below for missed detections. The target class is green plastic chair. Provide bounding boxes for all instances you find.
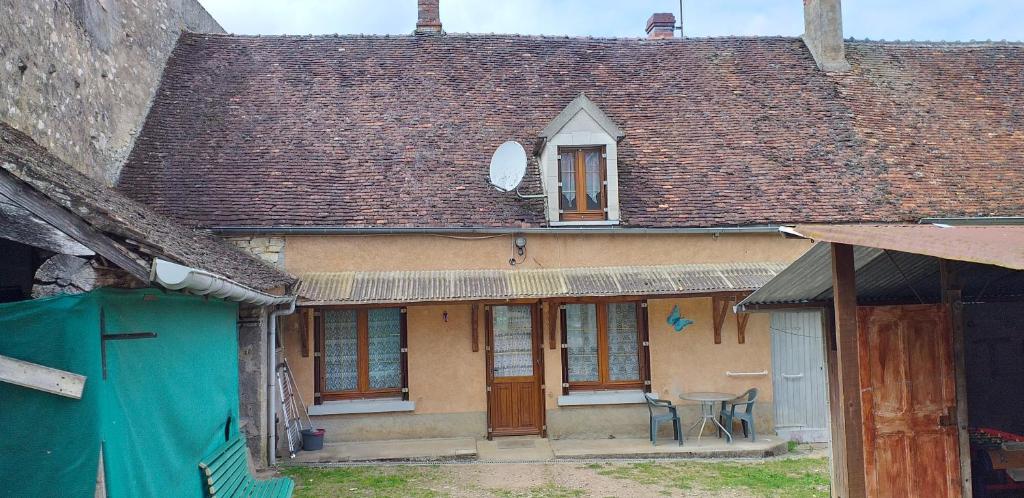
[720,388,758,442]
[644,393,683,446]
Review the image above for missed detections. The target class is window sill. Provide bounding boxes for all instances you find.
[308,398,415,416]
[557,389,646,407]
[549,220,620,227]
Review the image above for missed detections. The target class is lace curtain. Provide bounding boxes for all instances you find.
[606,303,639,381]
[367,308,402,389]
[566,304,599,382]
[492,305,533,377]
[584,150,601,210]
[324,309,358,391]
[559,151,577,210]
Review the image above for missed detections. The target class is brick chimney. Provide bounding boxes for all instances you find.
[646,13,676,39]
[416,0,442,34]
[803,0,850,71]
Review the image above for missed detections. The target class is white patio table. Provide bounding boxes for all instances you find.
[679,391,736,443]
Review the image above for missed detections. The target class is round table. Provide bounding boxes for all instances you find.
[679,391,737,442]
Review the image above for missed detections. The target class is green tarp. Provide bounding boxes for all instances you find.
[0,288,240,498]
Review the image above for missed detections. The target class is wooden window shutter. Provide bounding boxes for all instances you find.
[400,307,410,401]
[559,305,569,395]
[313,309,322,405]
[640,301,652,393]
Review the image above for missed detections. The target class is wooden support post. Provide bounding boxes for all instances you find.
[548,301,559,350]
[736,312,749,344]
[300,308,312,357]
[831,243,866,498]
[0,354,86,399]
[940,260,972,498]
[471,304,480,352]
[712,296,730,344]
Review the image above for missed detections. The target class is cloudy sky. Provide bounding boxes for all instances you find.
[198,0,1024,41]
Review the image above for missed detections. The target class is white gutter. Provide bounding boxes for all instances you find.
[267,300,295,466]
[151,259,294,306]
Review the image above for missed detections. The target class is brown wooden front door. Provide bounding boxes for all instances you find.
[486,304,544,437]
[858,304,962,498]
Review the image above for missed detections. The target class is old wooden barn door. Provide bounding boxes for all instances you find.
[857,304,962,498]
[485,304,544,437]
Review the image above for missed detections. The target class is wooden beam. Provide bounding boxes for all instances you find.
[830,243,866,498]
[736,312,749,344]
[940,260,972,498]
[301,308,312,357]
[712,296,730,344]
[0,354,86,399]
[0,173,149,282]
[471,304,480,352]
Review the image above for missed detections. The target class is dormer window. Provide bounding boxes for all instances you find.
[537,93,624,226]
[559,146,606,221]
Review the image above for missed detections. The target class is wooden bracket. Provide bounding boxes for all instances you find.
[736,312,750,344]
[471,304,480,352]
[712,296,730,344]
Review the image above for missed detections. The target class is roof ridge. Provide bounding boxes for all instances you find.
[182,31,803,43]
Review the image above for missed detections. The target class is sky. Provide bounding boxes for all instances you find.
[198,0,1024,42]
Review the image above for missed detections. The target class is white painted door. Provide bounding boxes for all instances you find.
[770,310,830,443]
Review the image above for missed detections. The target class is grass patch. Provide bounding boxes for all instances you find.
[491,483,584,498]
[788,440,799,453]
[593,457,830,498]
[281,465,443,498]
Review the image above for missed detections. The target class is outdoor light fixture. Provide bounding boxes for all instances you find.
[514,236,527,256]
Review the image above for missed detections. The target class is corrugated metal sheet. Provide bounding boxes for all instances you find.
[791,224,1024,270]
[296,262,786,305]
[771,310,830,443]
[738,225,1024,310]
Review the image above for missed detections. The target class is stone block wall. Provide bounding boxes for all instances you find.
[227,236,286,267]
[1,0,224,185]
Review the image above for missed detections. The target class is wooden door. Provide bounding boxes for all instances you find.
[771,310,830,443]
[858,304,962,498]
[486,304,544,437]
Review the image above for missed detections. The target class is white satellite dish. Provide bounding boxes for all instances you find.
[488,141,527,192]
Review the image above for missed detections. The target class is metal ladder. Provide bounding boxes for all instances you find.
[276,357,312,458]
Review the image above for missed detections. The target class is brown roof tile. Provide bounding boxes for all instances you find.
[0,123,295,290]
[118,34,1024,228]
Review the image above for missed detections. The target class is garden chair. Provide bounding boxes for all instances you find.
[644,393,683,446]
[720,388,758,442]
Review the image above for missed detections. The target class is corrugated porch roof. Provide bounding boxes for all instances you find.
[737,224,1024,311]
[297,262,787,305]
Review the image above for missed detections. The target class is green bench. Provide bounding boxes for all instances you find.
[198,434,294,497]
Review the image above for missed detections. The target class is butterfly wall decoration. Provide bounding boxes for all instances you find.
[666,304,694,332]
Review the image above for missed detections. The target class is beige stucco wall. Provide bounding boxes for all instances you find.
[278,232,806,439]
[283,232,810,273]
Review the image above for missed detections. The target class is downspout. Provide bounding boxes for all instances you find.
[267,299,295,466]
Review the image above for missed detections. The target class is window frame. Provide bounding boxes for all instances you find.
[560,301,646,392]
[557,146,607,221]
[313,306,408,402]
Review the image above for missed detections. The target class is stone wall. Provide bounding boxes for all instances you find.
[238,304,268,466]
[227,236,286,267]
[0,0,224,185]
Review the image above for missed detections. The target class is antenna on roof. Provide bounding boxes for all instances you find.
[677,0,684,36]
[487,141,542,200]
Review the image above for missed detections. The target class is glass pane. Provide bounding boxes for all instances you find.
[492,305,533,377]
[607,303,640,381]
[584,150,602,211]
[324,309,358,392]
[566,304,599,382]
[368,308,402,389]
[559,151,577,211]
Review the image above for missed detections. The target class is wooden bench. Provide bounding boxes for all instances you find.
[198,435,294,498]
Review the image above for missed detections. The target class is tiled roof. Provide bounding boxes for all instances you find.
[0,123,295,291]
[118,34,1024,229]
[295,262,786,305]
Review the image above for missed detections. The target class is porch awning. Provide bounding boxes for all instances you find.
[296,262,787,305]
[736,224,1024,311]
